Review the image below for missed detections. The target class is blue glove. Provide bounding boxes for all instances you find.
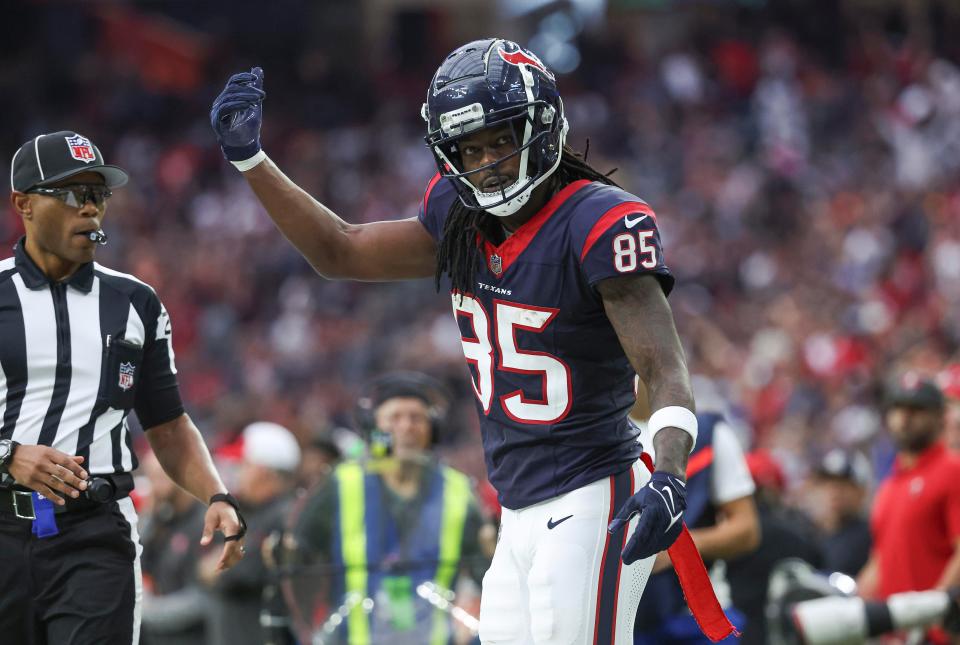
[210,67,266,162]
[607,471,686,565]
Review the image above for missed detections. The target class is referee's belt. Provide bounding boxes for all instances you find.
[0,473,134,520]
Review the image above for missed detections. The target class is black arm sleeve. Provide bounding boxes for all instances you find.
[135,295,185,429]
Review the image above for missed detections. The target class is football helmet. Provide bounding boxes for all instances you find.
[423,38,569,217]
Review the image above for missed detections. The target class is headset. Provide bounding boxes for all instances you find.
[354,371,452,458]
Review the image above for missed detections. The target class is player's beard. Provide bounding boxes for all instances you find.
[893,426,941,454]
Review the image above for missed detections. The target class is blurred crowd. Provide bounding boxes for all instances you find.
[5,1,960,483]
[6,0,960,641]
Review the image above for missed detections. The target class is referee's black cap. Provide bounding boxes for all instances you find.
[10,131,129,193]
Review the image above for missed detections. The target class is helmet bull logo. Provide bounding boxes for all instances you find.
[498,48,554,79]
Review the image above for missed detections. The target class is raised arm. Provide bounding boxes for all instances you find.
[211,67,436,281]
[241,159,436,280]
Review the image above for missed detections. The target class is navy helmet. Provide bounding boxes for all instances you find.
[422,38,569,217]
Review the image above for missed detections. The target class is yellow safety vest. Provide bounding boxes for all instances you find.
[335,462,470,644]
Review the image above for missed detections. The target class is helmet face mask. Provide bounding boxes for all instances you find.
[423,38,569,217]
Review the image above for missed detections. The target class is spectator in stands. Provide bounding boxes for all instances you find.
[256,431,345,645]
[858,376,960,609]
[632,382,760,643]
[810,449,872,577]
[292,372,492,644]
[297,432,342,491]
[201,422,301,645]
[937,365,960,454]
[140,451,209,645]
[727,450,823,645]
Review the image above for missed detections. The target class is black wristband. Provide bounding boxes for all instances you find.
[210,492,247,542]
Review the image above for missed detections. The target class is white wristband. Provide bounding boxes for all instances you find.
[648,406,698,452]
[230,150,267,172]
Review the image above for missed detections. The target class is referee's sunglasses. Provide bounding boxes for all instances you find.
[27,185,113,210]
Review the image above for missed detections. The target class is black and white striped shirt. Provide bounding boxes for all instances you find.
[0,239,184,475]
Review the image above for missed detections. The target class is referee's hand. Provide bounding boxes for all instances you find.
[8,445,88,504]
[201,502,245,571]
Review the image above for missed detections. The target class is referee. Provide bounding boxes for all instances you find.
[1,131,246,644]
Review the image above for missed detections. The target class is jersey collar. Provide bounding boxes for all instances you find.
[14,236,94,293]
[480,179,592,278]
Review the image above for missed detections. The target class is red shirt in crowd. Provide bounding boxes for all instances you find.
[871,442,960,598]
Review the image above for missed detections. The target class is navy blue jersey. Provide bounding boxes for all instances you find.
[419,175,674,509]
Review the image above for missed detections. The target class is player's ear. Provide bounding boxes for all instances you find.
[10,192,32,219]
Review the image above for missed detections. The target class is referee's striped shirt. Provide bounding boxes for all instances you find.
[0,239,184,475]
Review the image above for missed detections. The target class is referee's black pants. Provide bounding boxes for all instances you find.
[0,497,140,645]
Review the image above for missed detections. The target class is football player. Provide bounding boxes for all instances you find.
[211,38,732,644]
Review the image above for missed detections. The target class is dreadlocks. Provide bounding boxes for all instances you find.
[434,145,620,297]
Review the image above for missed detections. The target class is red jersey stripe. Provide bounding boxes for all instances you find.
[422,173,442,213]
[608,465,635,639]
[592,474,617,644]
[579,202,656,263]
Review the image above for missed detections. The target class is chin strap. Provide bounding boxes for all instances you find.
[209,492,247,542]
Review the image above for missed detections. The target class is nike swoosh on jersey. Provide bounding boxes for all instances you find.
[624,213,649,229]
[547,514,574,529]
[654,486,683,532]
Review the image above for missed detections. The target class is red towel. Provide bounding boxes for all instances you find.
[640,452,739,642]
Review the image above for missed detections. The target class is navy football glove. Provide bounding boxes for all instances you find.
[607,471,686,565]
[210,67,266,163]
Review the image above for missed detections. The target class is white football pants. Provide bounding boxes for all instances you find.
[479,459,653,644]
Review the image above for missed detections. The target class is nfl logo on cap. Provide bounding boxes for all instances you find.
[65,134,96,163]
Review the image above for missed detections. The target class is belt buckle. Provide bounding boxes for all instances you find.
[12,490,35,520]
